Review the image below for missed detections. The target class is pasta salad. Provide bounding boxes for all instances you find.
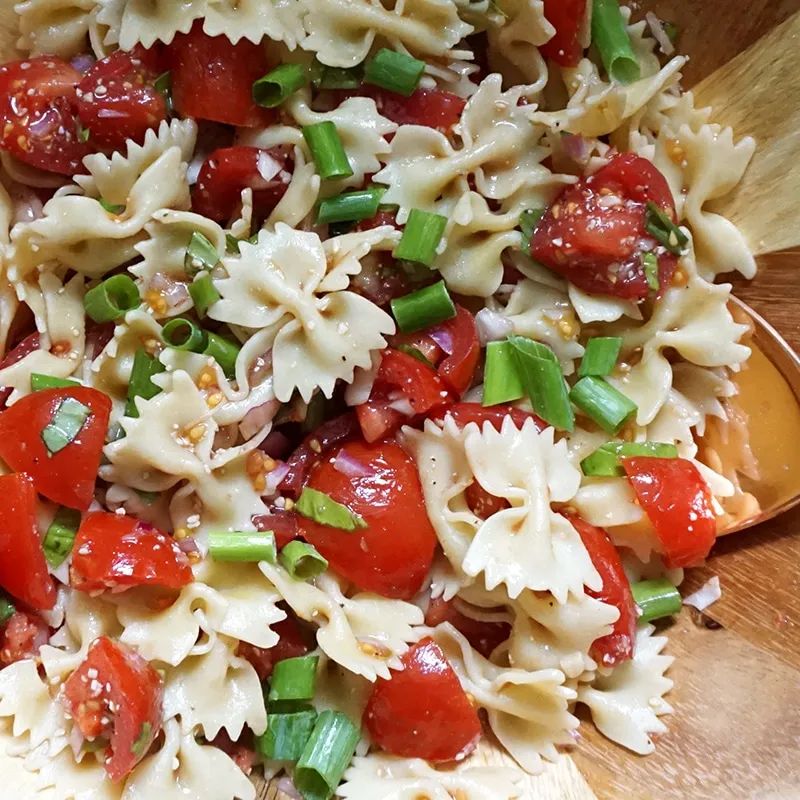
[0,0,758,798]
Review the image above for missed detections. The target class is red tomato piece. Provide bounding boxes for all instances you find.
[0,387,111,510]
[299,440,437,599]
[77,44,167,151]
[169,22,275,127]
[465,480,509,520]
[622,457,717,568]
[71,512,194,592]
[210,730,257,775]
[566,515,637,667]
[355,402,407,445]
[540,0,588,67]
[364,637,481,761]
[428,402,545,432]
[0,473,56,610]
[192,146,292,223]
[355,209,401,233]
[425,597,510,659]
[369,87,466,131]
[0,610,50,666]
[63,636,163,782]
[431,305,480,395]
[530,153,679,300]
[237,615,309,681]
[0,56,89,174]
[252,509,300,549]
[0,331,40,369]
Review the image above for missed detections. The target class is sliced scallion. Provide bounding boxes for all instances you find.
[295,487,367,532]
[393,208,447,267]
[508,335,574,431]
[295,711,360,800]
[209,531,277,563]
[136,489,160,505]
[482,341,524,406]
[641,251,660,292]
[302,392,326,435]
[364,48,425,97]
[203,331,240,378]
[280,541,328,581]
[396,344,435,368]
[131,722,152,759]
[256,709,317,761]
[316,187,385,225]
[41,397,91,455]
[162,318,208,353]
[31,373,79,392]
[519,207,545,254]
[580,441,678,477]
[569,376,637,435]
[184,231,220,277]
[312,61,363,90]
[125,348,165,418]
[578,336,623,378]
[98,198,124,214]
[644,201,688,255]
[77,122,90,143]
[84,274,140,323]
[0,593,15,625]
[302,121,353,181]
[225,233,257,254]
[591,0,641,84]
[154,71,174,117]
[189,274,220,319]
[390,280,456,333]
[43,507,81,568]
[631,578,682,622]
[253,63,307,108]
[268,655,320,709]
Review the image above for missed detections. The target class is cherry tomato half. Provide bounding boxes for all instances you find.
[237,615,310,681]
[427,402,545,432]
[540,0,588,67]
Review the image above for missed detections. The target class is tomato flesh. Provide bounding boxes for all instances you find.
[77,44,167,151]
[169,22,275,127]
[566,515,637,667]
[0,610,50,666]
[0,387,111,510]
[428,402,545,432]
[540,0,588,67]
[431,305,480,395]
[299,439,437,599]
[63,636,163,782]
[237,615,309,681]
[192,145,292,223]
[622,457,717,568]
[425,597,510,658]
[0,473,56,610]
[365,637,481,761]
[530,153,679,300]
[71,512,194,592]
[0,56,89,174]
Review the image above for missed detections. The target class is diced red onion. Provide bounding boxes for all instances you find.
[344,357,379,406]
[683,576,721,611]
[264,461,290,496]
[239,399,281,440]
[177,537,200,556]
[70,54,95,74]
[70,725,86,759]
[248,351,273,386]
[646,12,675,56]
[428,327,454,355]
[332,450,375,478]
[28,109,59,138]
[150,272,189,308]
[475,307,513,346]
[274,777,303,800]
[388,397,415,417]
[10,183,44,225]
[97,108,127,119]
[260,430,292,459]
[256,151,282,185]
[561,133,591,164]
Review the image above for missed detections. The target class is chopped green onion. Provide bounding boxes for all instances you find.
[162,318,207,353]
[280,541,328,581]
[394,208,447,267]
[184,231,220,277]
[578,337,622,378]
[364,48,425,97]
[390,280,456,333]
[43,507,81,568]
[256,710,317,761]
[519,207,545,255]
[644,201,688,256]
[226,232,259,254]
[483,341,524,406]
[189,274,221,319]
[295,711,360,800]
[41,397,91,455]
[508,335,574,431]
[203,331,240,378]
[580,441,679,477]
[569,376,637,435]
[131,722,152,759]
[311,61,363,90]
[136,489,160,505]
[591,0,641,84]
[154,71,174,117]
[253,63,307,108]
[631,578,682,622]
[30,373,79,392]
[209,531,277,563]
[316,187,385,225]
[302,121,353,181]
[84,274,140,323]
[396,344,435,368]
[0,593,15,626]
[268,655,320,709]
[295,487,367,532]
[77,121,90,143]
[662,21,679,45]
[125,348,166,418]
[98,198,124,214]
[641,251,660,292]
[302,393,326,434]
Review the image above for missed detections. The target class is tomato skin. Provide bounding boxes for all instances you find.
[428,402,545,432]
[622,457,716,568]
[432,305,480,395]
[566,515,637,667]
[365,637,481,762]
[0,473,56,610]
[71,512,194,592]
[0,331,40,369]
[337,86,465,131]
[299,440,437,599]
[77,44,167,151]
[169,22,275,127]
[63,636,163,782]
[0,56,89,174]
[540,0,588,67]
[0,387,111,510]
[237,615,310,681]
[530,153,679,300]
[425,597,510,658]
[0,610,50,666]
[192,146,292,223]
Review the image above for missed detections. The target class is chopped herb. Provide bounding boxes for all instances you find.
[295,487,367,532]
[131,722,152,758]
[41,397,91,456]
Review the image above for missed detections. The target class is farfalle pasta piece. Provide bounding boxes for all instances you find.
[486,0,552,88]
[14,0,96,58]
[32,748,122,800]
[578,624,674,755]
[301,0,473,68]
